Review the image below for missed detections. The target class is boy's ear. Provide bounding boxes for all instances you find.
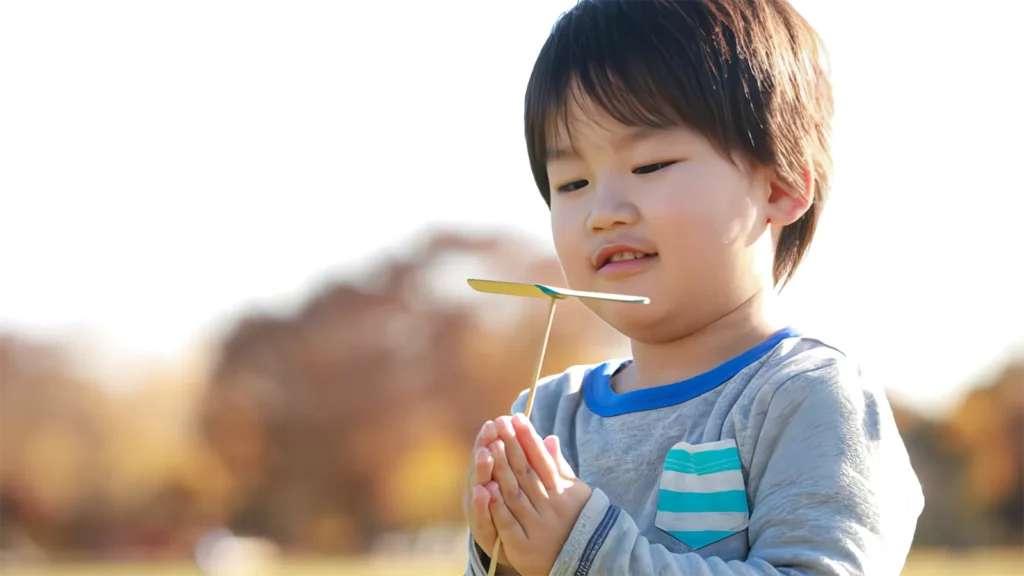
[766,168,813,226]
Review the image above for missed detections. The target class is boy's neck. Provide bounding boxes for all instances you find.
[618,287,787,393]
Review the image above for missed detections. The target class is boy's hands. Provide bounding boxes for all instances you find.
[485,414,592,576]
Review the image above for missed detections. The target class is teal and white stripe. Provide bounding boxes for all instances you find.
[655,439,750,549]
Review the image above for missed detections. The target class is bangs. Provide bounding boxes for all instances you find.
[524,0,771,205]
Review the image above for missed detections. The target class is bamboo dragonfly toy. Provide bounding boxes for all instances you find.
[466,279,650,576]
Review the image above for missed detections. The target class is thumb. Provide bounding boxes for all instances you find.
[544,435,575,478]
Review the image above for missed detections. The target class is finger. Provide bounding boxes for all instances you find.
[475,420,497,449]
[469,485,496,547]
[489,439,538,520]
[511,413,559,490]
[472,447,494,487]
[472,485,492,520]
[487,481,528,545]
[495,417,549,506]
[543,435,559,459]
[466,420,497,487]
[545,434,576,478]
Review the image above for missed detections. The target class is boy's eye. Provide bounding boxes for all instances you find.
[557,179,589,193]
[632,161,676,175]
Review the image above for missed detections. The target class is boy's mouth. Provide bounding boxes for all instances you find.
[593,244,659,271]
[602,251,657,268]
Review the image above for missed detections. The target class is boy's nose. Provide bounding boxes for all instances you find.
[586,185,640,231]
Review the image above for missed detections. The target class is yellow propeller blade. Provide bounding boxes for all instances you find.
[467,278,649,304]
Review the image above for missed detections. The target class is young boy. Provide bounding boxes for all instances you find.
[463,1,924,575]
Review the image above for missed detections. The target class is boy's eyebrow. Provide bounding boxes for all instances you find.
[616,126,665,146]
[546,126,666,162]
[546,146,577,162]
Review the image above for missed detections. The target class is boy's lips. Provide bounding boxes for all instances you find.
[597,254,659,279]
[591,242,659,276]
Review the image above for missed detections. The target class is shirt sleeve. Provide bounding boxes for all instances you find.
[549,362,925,576]
[464,538,488,576]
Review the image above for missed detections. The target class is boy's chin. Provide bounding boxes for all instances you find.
[592,302,681,345]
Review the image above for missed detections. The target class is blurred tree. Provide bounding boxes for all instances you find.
[0,336,107,551]
[197,231,626,552]
[944,360,1024,544]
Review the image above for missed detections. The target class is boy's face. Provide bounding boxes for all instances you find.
[547,100,779,343]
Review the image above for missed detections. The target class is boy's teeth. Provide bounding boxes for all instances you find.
[608,251,646,262]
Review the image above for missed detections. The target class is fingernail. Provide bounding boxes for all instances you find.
[483,420,494,435]
[513,413,529,426]
[487,482,500,497]
[490,439,504,453]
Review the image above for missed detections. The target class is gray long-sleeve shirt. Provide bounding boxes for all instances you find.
[466,330,924,575]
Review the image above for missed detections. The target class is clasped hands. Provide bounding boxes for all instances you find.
[462,414,592,575]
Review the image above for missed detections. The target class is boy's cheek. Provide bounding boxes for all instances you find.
[550,214,587,270]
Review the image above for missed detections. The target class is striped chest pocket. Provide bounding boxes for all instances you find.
[654,439,750,550]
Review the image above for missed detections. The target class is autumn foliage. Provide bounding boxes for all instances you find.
[0,231,1021,560]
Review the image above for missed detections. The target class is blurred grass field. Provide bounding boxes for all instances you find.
[1,549,1022,576]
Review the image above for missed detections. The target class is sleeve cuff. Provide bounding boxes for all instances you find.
[466,533,489,576]
[550,488,617,576]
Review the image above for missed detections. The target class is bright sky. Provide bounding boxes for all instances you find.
[2,1,1021,416]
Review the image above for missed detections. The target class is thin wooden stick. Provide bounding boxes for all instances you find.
[488,295,558,576]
